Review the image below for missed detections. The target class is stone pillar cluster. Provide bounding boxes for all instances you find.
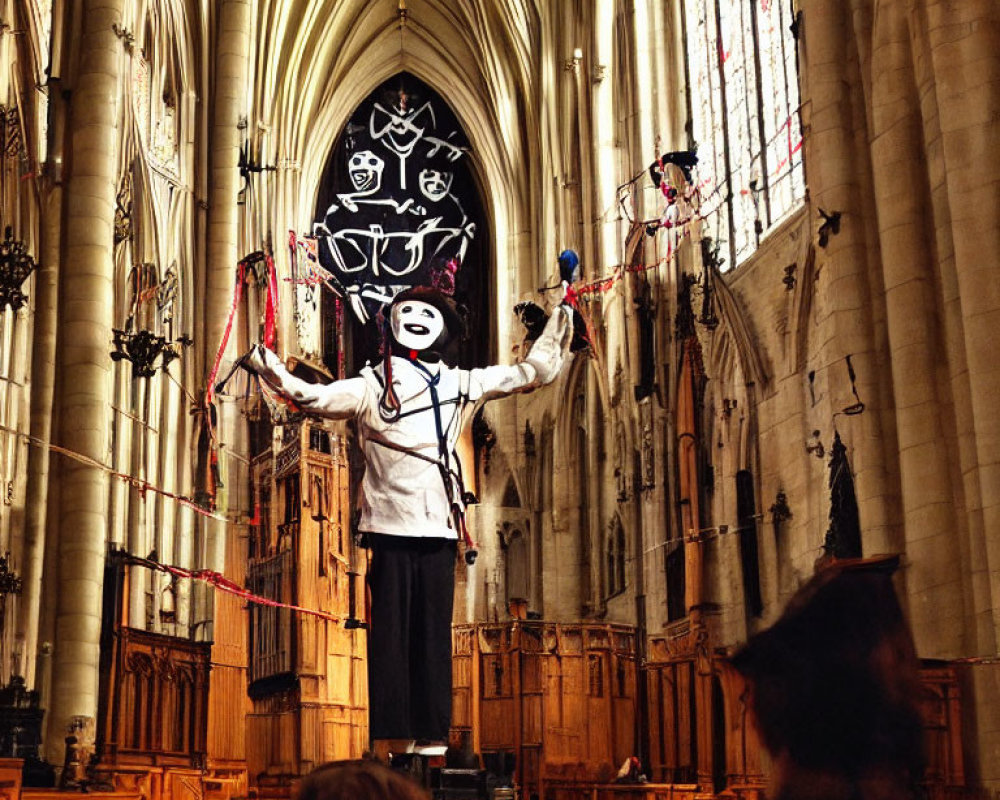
[48,0,124,747]
[0,0,993,792]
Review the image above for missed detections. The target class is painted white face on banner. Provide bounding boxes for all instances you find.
[419,168,453,202]
[390,300,445,351]
[348,150,384,191]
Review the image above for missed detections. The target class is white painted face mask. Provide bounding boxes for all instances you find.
[390,300,445,352]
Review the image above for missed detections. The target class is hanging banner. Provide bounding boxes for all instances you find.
[289,232,323,357]
[313,73,477,322]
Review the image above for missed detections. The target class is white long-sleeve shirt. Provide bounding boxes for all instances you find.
[250,306,573,538]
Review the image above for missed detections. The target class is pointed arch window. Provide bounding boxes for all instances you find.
[683,0,805,268]
[824,433,862,559]
[315,72,491,370]
[606,517,627,599]
[505,527,530,605]
[636,279,657,400]
[736,469,763,617]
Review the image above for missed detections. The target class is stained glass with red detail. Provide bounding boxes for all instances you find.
[684,0,805,269]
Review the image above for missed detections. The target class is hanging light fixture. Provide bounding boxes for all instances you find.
[0,226,35,311]
[0,552,21,597]
[110,328,191,379]
[111,259,192,378]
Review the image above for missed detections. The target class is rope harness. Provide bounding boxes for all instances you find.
[372,357,478,564]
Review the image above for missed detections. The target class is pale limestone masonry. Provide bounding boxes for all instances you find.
[47,0,123,757]
[0,0,996,791]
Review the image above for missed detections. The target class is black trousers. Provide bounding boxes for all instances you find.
[367,533,456,741]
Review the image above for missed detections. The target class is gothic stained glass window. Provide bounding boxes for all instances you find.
[315,72,492,372]
[315,73,478,323]
[684,0,805,269]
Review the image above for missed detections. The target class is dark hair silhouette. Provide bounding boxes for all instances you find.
[732,562,925,799]
[296,760,430,800]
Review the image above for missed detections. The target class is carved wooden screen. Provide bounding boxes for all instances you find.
[247,548,296,684]
[454,622,637,796]
[105,627,210,762]
[646,658,699,783]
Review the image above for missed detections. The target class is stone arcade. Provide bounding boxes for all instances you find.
[0,2,997,800]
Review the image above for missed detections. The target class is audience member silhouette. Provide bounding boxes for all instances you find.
[732,562,926,800]
[296,760,430,800]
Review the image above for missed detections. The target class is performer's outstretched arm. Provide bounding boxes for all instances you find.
[247,346,367,419]
[473,305,574,401]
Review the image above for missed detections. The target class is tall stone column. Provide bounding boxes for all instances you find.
[800,0,901,558]
[920,0,1000,787]
[206,0,250,372]
[16,77,65,687]
[922,0,1000,652]
[202,0,250,591]
[47,0,123,747]
[868,2,964,657]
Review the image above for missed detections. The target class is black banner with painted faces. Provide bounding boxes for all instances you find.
[314,73,477,322]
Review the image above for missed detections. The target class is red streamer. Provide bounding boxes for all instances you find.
[205,261,247,408]
[571,223,695,301]
[205,251,280,407]
[264,253,279,349]
[0,421,232,524]
[128,553,341,624]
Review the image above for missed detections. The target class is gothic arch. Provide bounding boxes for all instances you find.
[556,350,590,454]
[702,269,771,476]
[114,0,195,340]
[701,273,770,627]
[556,346,615,457]
[501,474,522,509]
[707,272,768,394]
[606,513,627,599]
[259,3,545,351]
[499,521,530,607]
[266,8,537,210]
[103,0,199,635]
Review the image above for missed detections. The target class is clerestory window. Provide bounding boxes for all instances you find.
[684,0,805,269]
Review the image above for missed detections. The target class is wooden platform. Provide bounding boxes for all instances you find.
[541,782,705,800]
[0,760,22,800]
[18,763,247,800]
[22,793,142,800]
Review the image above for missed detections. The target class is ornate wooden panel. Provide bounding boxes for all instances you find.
[920,665,965,794]
[246,421,367,796]
[247,549,296,684]
[102,627,210,764]
[163,769,204,800]
[207,520,251,769]
[642,645,971,798]
[0,759,22,800]
[453,622,637,799]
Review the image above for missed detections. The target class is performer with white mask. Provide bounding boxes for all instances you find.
[247,287,573,755]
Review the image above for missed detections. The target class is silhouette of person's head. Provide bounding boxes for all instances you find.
[296,760,430,800]
[732,562,925,800]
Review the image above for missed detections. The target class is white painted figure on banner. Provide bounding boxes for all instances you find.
[313,75,477,324]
